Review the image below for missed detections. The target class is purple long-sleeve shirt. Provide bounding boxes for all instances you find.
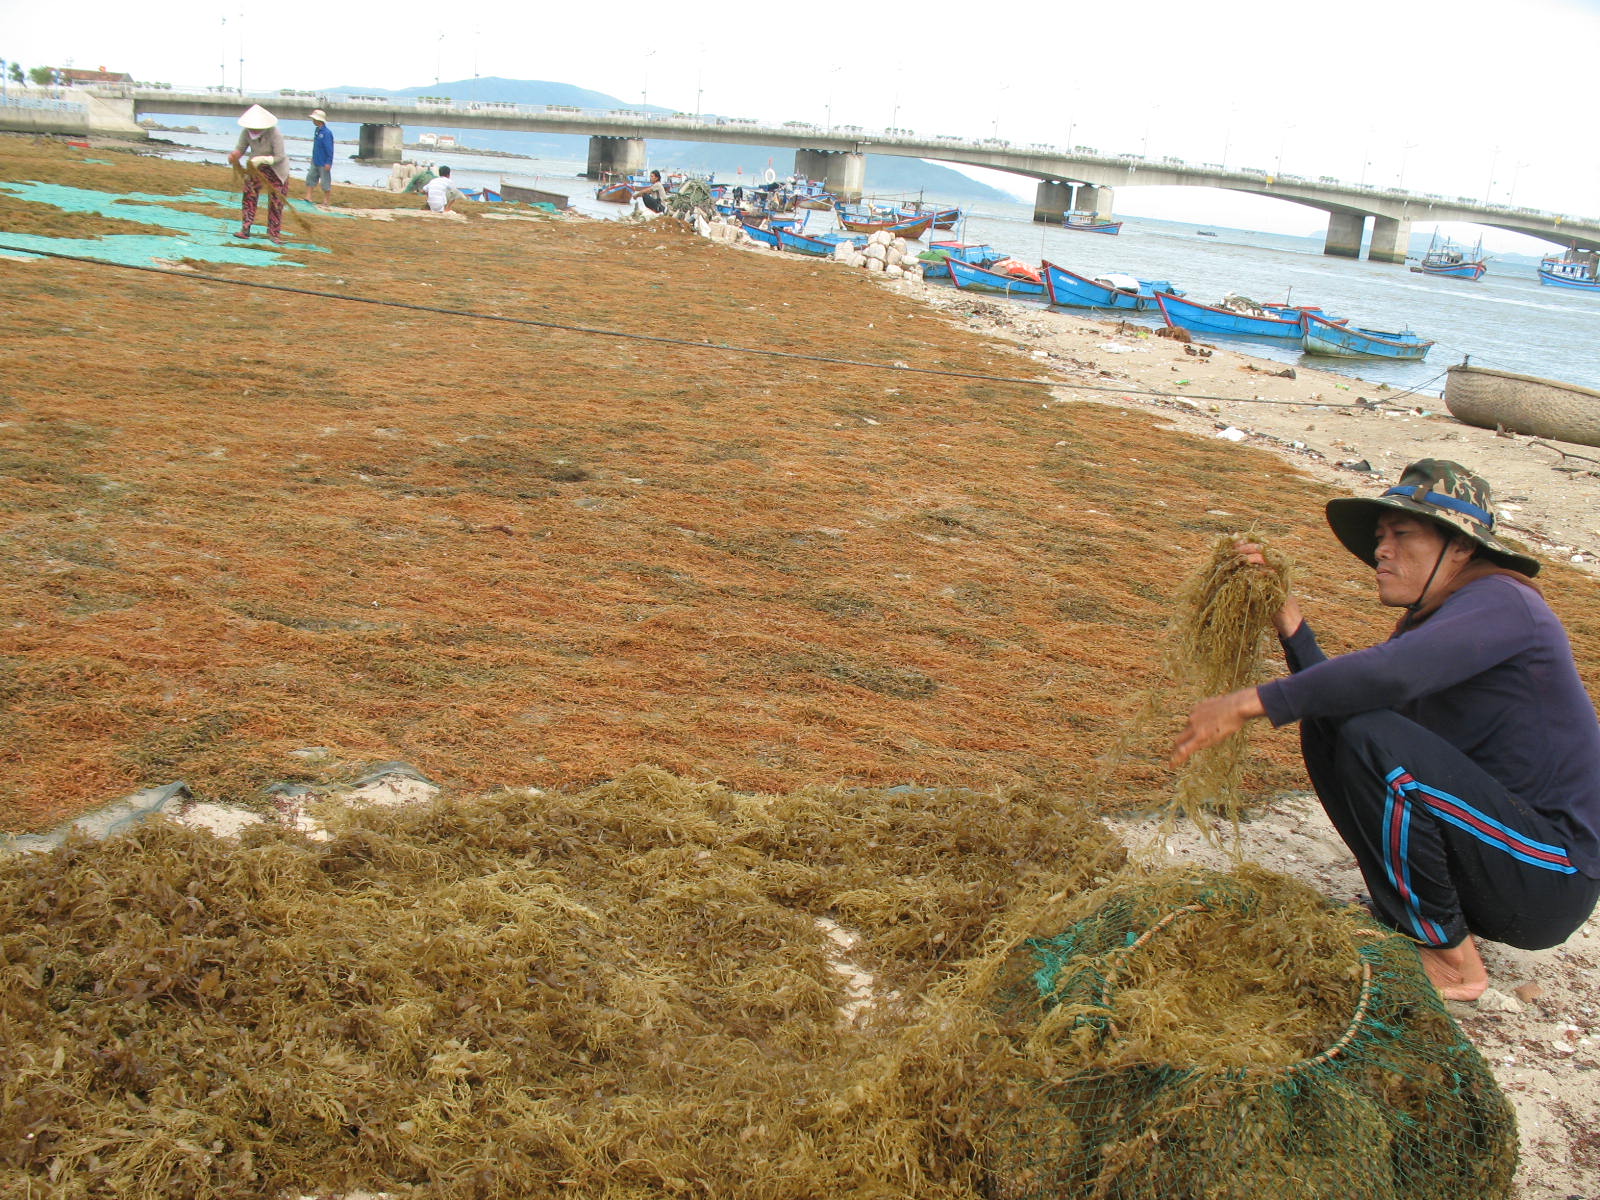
[1258,574,1600,877]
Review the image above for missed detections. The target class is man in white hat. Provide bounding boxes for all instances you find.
[304,108,334,208]
[1172,460,1600,1001]
[227,104,290,244]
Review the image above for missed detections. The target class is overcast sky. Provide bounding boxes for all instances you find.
[7,0,1596,244]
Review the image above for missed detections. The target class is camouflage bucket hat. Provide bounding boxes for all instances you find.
[1325,459,1540,577]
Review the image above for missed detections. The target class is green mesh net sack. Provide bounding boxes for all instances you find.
[979,867,1517,1200]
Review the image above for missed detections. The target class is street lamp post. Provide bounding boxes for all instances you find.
[1397,141,1418,191]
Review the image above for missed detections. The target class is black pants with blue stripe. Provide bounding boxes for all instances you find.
[1302,709,1600,950]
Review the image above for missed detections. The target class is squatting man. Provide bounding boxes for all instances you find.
[1171,460,1600,1001]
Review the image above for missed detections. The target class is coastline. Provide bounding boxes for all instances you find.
[5,136,1600,1197]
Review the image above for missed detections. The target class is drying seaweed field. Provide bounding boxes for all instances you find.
[14,134,1600,833]
[3,134,1599,1198]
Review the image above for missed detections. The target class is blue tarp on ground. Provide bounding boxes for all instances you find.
[0,181,337,267]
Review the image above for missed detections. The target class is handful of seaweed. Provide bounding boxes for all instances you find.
[1166,532,1292,823]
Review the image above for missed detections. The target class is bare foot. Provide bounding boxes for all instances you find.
[1419,937,1489,1001]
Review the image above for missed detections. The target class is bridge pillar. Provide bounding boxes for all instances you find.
[1075,185,1114,218]
[357,123,404,163]
[585,136,647,179]
[1369,214,1412,264]
[794,148,865,202]
[1033,180,1072,223]
[1324,211,1366,258]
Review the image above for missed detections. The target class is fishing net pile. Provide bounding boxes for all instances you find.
[0,768,1128,1200]
[975,865,1517,1200]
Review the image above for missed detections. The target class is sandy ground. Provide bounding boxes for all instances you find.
[892,281,1600,1199]
[903,283,1600,575]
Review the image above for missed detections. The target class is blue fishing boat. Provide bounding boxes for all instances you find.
[897,201,962,229]
[1301,310,1433,360]
[1155,291,1308,339]
[1062,210,1123,235]
[1410,230,1486,280]
[1041,262,1183,311]
[946,257,1047,298]
[775,228,866,257]
[741,221,782,249]
[767,212,807,233]
[917,241,1004,279]
[1537,249,1600,291]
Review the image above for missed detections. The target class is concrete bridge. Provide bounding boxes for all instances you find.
[10,86,1598,260]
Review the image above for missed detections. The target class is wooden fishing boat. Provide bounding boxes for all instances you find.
[1537,248,1600,291]
[1042,262,1182,311]
[897,201,961,229]
[775,228,866,257]
[833,207,935,238]
[1411,230,1486,280]
[1443,362,1600,446]
[1062,210,1123,235]
[595,181,635,203]
[917,241,1004,279]
[1300,310,1433,360]
[740,221,782,250]
[1155,291,1307,339]
[946,257,1046,298]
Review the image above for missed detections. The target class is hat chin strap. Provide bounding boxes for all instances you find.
[1398,542,1452,632]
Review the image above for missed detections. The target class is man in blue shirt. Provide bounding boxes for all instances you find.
[304,108,334,208]
[1172,460,1600,1001]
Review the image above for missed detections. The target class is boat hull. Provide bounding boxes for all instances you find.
[1537,266,1600,290]
[741,221,782,249]
[1155,292,1303,339]
[946,257,1046,297]
[1444,364,1600,447]
[1041,262,1178,311]
[1301,312,1432,360]
[834,211,935,239]
[1412,261,1487,280]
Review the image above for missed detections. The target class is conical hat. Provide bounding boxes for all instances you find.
[238,104,277,130]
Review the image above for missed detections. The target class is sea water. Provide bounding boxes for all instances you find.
[143,131,1599,393]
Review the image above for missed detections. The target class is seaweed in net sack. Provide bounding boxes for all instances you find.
[976,865,1517,1200]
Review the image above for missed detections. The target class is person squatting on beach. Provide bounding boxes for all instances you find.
[305,108,334,207]
[423,165,462,214]
[228,104,291,244]
[1171,460,1600,1001]
[639,170,668,214]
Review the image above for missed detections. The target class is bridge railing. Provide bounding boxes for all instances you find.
[79,84,1599,225]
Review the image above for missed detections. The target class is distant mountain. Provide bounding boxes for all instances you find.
[317,77,1014,204]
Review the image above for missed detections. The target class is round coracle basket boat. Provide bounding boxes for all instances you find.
[1444,362,1600,448]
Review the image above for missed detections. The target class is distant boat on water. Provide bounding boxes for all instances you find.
[1197,230,1218,236]
[1537,247,1599,291]
[1062,210,1123,235]
[1444,361,1600,446]
[1411,229,1487,280]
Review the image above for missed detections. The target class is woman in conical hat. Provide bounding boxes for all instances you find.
[228,105,291,244]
